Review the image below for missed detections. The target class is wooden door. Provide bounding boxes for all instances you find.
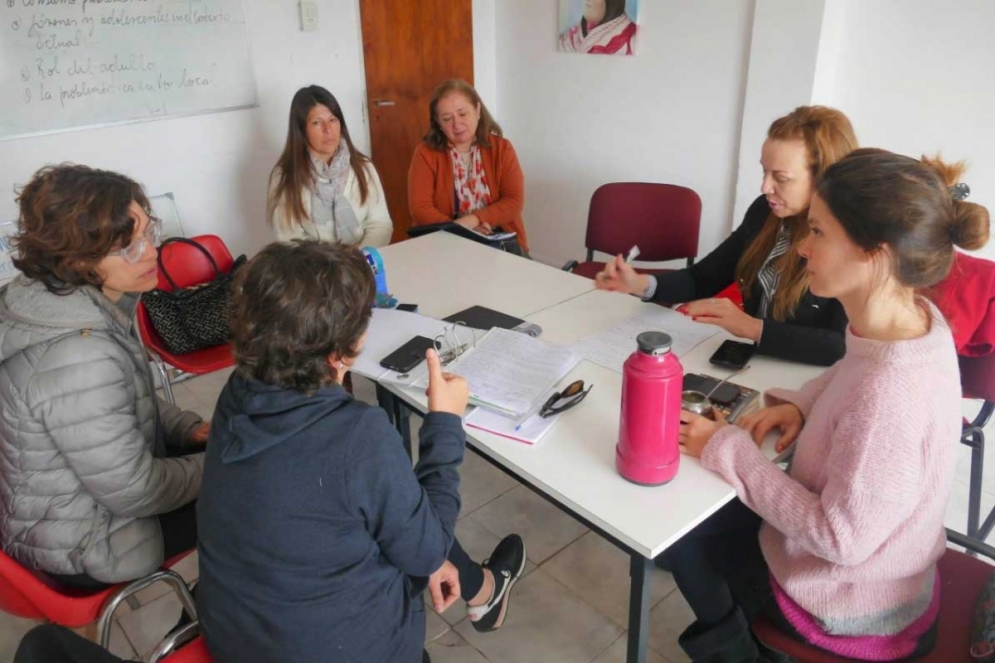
[360,0,474,244]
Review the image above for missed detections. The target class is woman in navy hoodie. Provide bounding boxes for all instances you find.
[196,241,525,663]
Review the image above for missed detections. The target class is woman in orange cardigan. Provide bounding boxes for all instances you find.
[408,79,529,253]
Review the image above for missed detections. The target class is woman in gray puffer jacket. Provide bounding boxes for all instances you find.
[0,164,206,587]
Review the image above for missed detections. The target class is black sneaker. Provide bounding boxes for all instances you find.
[467,534,526,632]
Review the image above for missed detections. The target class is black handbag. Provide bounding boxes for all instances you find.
[141,238,246,355]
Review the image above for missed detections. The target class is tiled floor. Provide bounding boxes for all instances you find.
[1,369,993,663]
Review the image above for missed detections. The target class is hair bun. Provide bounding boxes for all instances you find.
[951,201,991,251]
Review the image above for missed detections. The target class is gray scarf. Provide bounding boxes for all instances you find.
[310,144,362,245]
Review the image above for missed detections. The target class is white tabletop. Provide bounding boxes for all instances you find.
[375,238,824,559]
[378,232,595,320]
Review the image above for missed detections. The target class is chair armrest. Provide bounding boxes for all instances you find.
[562,260,579,272]
[947,528,995,561]
[148,621,200,663]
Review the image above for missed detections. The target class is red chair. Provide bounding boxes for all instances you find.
[752,529,994,662]
[137,234,236,404]
[149,622,213,663]
[566,183,701,280]
[931,253,995,539]
[0,548,197,649]
[958,351,995,541]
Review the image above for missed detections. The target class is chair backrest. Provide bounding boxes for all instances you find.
[585,182,701,263]
[156,235,235,293]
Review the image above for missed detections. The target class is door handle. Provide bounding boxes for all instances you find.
[373,100,395,107]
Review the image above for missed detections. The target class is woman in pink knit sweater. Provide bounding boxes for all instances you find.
[672,149,991,663]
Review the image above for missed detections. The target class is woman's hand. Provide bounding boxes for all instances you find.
[188,422,210,446]
[455,214,491,234]
[736,404,804,453]
[679,298,762,341]
[428,560,461,613]
[679,409,727,458]
[425,348,469,415]
[594,254,649,296]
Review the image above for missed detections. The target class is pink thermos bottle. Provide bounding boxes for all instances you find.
[616,331,683,485]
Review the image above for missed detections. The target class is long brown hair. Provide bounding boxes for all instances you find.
[735,106,858,320]
[817,149,989,290]
[13,163,151,295]
[423,79,502,152]
[268,86,371,232]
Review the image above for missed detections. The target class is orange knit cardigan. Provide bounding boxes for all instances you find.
[407,135,529,252]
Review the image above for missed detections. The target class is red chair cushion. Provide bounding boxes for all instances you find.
[752,548,992,662]
[161,636,213,663]
[0,548,196,627]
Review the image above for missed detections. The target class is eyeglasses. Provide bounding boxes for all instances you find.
[107,217,163,264]
[539,380,593,419]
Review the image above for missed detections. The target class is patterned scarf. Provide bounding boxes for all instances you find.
[310,144,362,245]
[449,144,492,217]
[757,221,792,318]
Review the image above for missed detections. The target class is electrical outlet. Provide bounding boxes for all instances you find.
[300,1,318,32]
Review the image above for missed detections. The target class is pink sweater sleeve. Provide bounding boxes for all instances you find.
[701,379,924,566]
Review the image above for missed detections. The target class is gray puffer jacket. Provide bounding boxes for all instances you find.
[0,276,204,583]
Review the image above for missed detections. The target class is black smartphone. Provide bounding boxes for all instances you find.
[397,303,418,313]
[380,335,435,373]
[708,340,756,371]
[682,373,741,405]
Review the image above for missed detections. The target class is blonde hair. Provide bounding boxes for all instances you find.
[735,106,859,321]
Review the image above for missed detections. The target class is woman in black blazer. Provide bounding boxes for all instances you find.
[597,106,858,366]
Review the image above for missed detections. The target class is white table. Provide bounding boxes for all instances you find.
[371,233,824,663]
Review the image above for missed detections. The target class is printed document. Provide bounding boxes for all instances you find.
[573,306,719,372]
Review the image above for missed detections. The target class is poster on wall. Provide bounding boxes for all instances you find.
[558,0,640,56]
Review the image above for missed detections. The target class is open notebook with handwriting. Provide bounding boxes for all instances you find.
[444,328,579,419]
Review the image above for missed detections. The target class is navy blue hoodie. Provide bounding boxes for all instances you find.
[196,373,464,663]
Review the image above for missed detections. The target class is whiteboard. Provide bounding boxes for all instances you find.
[149,191,184,238]
[0,0,257,140]
[0,221,18,285]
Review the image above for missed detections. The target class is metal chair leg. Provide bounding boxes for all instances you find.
[153,356,176,405]
[968,429,985,539]
[97,568,197,649]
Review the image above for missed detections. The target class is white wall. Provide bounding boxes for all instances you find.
[731,0,825,227]
[6,1,991,267]
[494,0,755,267]
[823,0,995,260]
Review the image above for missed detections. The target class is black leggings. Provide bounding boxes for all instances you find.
[448,538,485,601]
[667,499,791,629]
[48,500,198,591]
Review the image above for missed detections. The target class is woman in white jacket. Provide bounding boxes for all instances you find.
[268,85,393,248]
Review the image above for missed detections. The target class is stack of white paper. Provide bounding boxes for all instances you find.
[573,306,720,373]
